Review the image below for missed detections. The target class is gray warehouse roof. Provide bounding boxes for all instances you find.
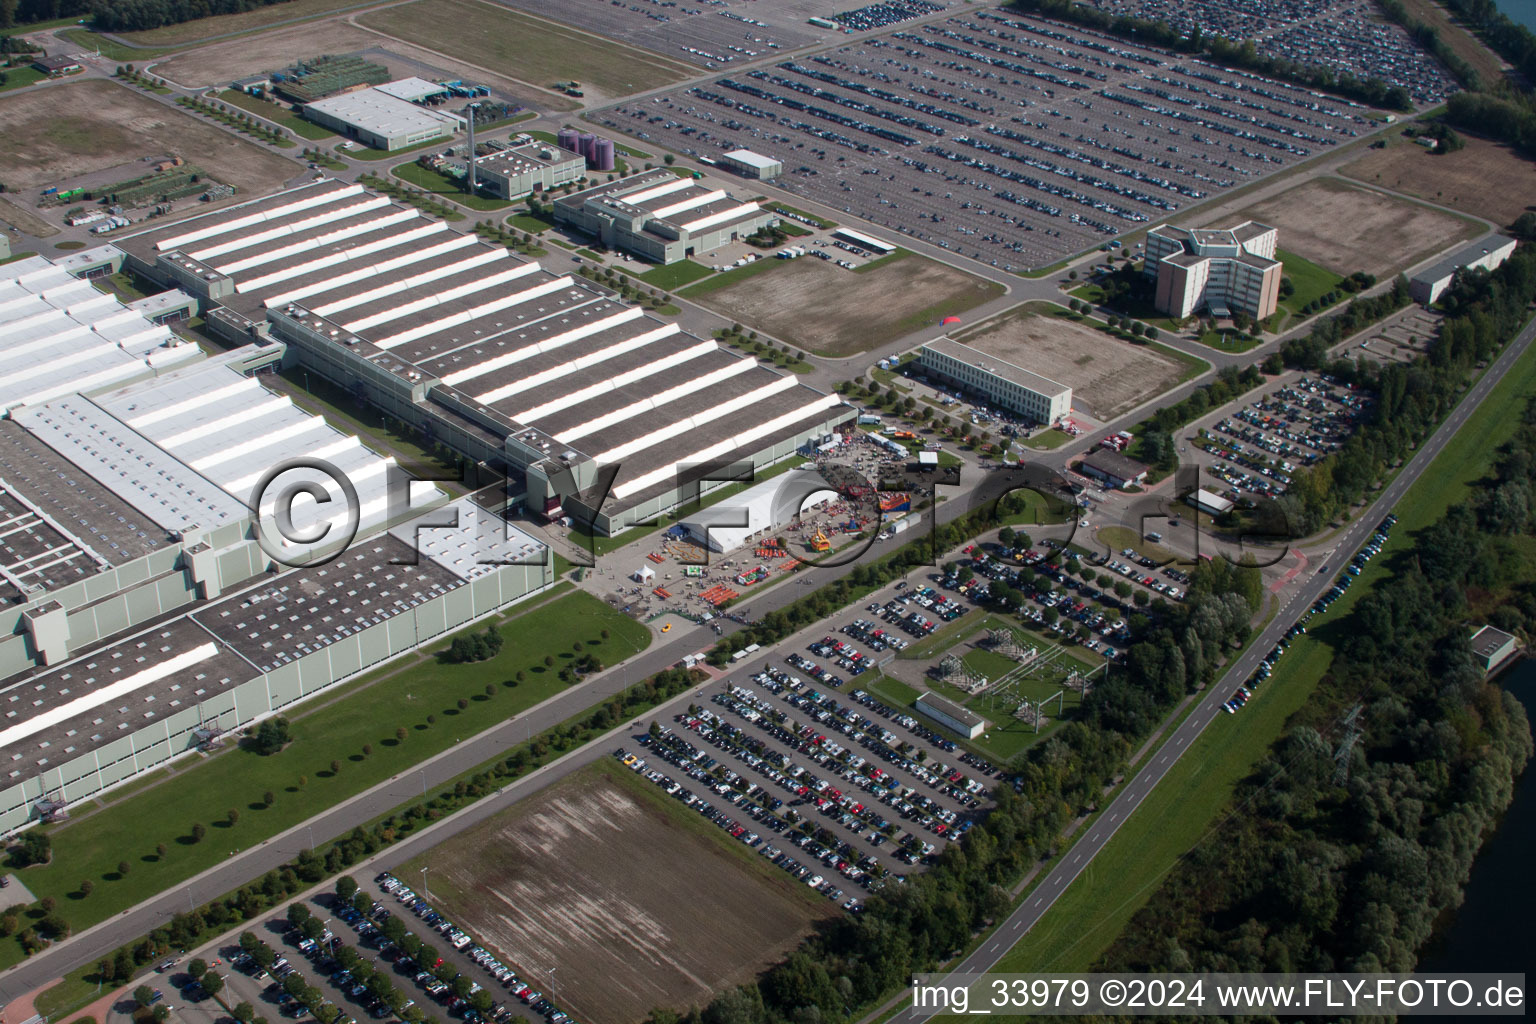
[304,88,463,138]
[1411,234,1517,286]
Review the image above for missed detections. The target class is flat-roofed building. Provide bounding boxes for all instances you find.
[1078,449,1149,490]
[375,77,451,105]
[553,168,777,264]
[302,86,464,151]
[832,227,896,255]
[113,179,847,536]
[1409,234,1518,305]
[915,691,987,739]
[31,54,82,75]
[1470,625,1519,674]
[1186,488,1234,516]
[720,149,782,180]
[918,336,1072,426]
[1145,221,1281,320]
[470,142,586,201]
[0,252,560,835]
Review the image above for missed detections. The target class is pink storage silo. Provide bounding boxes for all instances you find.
[592,137,615,171]
[557,127,580,153]
[578,132,597,162]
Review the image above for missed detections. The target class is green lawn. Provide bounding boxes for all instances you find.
[0,588,650,970]
[0,251,38,266]
[345,137,450,161]
[390,161,515,210]
[636,259,713,290]
[1022,427,1075,450]
[1194,328,1261,352]
[677,253,787,298]
[218,89,335,140]
[506,211,555,234]
[851,247,911,274]
[1277,247,1341,316]
[768,202,836,230]
[991,322,1536,975]
[0,65,47,92]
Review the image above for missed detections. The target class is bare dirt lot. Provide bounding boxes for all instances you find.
[152,19,575,112]
[402,762,834,1024]
[1341,132,1535,228]
[952,307,1185,420]
[688,252,1005,357]
[1215,176,1481,278]
[0,80,296,197]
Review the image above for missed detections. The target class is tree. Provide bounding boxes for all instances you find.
[262,791,275,808]
[191,823,206,843]
[226,809,239,827]
[117,860,130,877]
[135,985,155,1008]
[188,958,208,979]
[80,879,93,897]
[11,830,50,867]
[663,153,675,165]
[247,717,291,755]
[234,1003,256,1023]
[336,875,359,901]
[330,760,341,775]
[202,972,224,997]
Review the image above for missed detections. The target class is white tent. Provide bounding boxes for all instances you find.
[632,566,655,583]
[681,469,837,554]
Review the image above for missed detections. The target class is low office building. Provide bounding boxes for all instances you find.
[1144,221,1281,320]
[1409,234,1518,304]
[720,149,782,180]
[553,169,776,265]
[470,142,586,201]
[1186,488,1234,516]
[915,691,986,739]
[1470,625,1519,674]
[303,86,464,151]
[918,337,1072,426]
[1079,450,1149,490]
[31,54,83,75]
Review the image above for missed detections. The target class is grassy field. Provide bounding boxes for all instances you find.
[0,65,46,92]
[683,251,1004,357]
[111,0,379,45]
[506,211,555,234]
[636,259,713,290]
[359,0,694,97]
[218,88,334,140]
[391,161,515,210]
[768,202,836,229]
[1277,247,1340,316]
[346,137,449,161]
[990,321,1536,975]
[0,590,650,969]
[1193,328,1261,353]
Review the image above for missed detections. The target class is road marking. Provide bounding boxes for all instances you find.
[1034,897,1043,907]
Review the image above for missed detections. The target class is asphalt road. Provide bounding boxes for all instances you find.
[886,314,1536,1022]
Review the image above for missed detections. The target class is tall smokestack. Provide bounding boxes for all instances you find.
[466,103,478,198]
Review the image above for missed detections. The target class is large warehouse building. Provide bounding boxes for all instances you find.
[0,253,553,835]
[1144,221,1282,321]
[303,84,465,151]
[553,169,777,264]
[1409,234,1518,304]
[112,179,847,535]
[918,337,1072,427]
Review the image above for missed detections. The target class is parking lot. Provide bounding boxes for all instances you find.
[1079,0,1455,107]
[591,7,1376,271]
[1190,373,1371,503]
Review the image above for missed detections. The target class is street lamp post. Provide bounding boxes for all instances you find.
[305,825,314,852]
[420,865,431,901]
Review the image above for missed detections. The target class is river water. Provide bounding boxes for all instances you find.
[1416,656,1534,973]
[1493,0,1536,33]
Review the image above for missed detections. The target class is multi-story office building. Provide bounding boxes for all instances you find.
[1144,221,1282,320]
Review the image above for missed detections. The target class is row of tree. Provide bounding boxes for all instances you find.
[1100,398,1536,976]
[1007,0,1413,110]
[88,0,298,32]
